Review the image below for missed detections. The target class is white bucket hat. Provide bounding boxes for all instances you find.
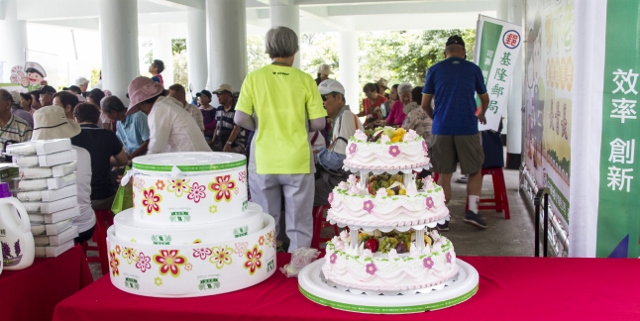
[31,105,81,141]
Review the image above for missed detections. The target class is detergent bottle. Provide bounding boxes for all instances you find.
[0,182,34,270]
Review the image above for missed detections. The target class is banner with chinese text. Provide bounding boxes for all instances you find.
[474,16,522,132]
[596,0,640,258]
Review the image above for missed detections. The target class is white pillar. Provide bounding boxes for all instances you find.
[206,0,247,93]
[0,0,27,82]
[506,0,524,169]
[339,31,360,114]
[187,6,208,94]
[270,0,301,69]
[152,25,174,88]
[99,0,140,104]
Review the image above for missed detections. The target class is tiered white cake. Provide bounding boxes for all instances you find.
[107,152,277,297]
[6,139,80,258]
[322,128,457,292]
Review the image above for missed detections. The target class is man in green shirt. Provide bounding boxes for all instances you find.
[235,26,327,252]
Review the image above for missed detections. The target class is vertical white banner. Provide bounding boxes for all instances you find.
[475,16,523,131]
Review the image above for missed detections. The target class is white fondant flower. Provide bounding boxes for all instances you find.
[332,236,345,251]
[338,181,349,190]
[376,188,387,198]
[403,129,419,142]
[422,175,435,190]
[340,230,349,244]
[349,184,361,195]
[348,174,358,186]
[429,230,441,243]
[362,249,373,259]
[354,130,368,142]
[387,248,398,260]
[379,135,390,144]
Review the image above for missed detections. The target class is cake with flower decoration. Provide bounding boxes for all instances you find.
[343,128,430,173]
[321,128,456,293]
[106,152,277,298]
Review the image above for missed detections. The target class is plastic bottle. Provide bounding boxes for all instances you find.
[0,182,35,271]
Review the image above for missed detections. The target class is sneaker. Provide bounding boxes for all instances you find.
[436,220,449,231]
[463,210,488,229]
[455,175,468,184]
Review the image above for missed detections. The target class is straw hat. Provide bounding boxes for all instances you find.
[126,76,164,116]
[31,105,81,140]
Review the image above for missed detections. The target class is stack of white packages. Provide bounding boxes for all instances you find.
[5,139,80,258]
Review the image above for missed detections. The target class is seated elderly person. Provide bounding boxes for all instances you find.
[102,95,150,160]
[402,85,433,147]
[71,103,129,211]
[380,82,412,127]
[314,79,364,206]
[0,89,32,158]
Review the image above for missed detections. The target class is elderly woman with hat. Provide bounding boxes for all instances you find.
[127,76,210,154]
[402,86,433,147]
[31,105,96,244]
[234,26,327,252]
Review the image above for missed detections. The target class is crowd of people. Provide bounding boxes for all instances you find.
[0,27,490,252]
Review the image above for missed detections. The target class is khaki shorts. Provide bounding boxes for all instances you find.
[429,134,484,175]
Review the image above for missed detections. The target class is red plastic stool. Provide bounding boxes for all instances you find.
[82,209,114,275]
[465,168,510,219]
[311,204,340,249]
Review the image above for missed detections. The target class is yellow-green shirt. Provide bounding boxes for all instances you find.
[236,64,327,174]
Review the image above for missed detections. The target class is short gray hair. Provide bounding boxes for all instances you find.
[265,26,299,59]
[397,82,413,95]
[75,77,89,86]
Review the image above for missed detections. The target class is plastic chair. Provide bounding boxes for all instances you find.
[311,204,340,249]
[465,167,510,219]
[81,209,113,275]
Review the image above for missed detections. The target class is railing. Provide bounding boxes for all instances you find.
[534,188,550,257]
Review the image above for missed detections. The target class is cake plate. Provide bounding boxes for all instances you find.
[298,258,479,314]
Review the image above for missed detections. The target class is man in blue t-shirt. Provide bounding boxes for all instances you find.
[421,35,490,230]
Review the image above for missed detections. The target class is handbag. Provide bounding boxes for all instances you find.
[111,166,134,215]
[481,130,504,169]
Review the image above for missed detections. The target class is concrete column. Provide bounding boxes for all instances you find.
[152,25,174,88]
[270,0,301,69]
[206,0,247,93]
[0,0,27,82]
[187,6,208,94]
[338,31,360,114]
[99,0,140,104]
[506,0,524,169]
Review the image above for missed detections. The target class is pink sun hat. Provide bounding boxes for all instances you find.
[126,76,164,115]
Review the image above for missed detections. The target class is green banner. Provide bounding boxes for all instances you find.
[476,21,503,86]
[597,0,640,258]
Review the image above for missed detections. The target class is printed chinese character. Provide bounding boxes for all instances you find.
[488,100,499,114]
[555,101,560,135]
[494,68,507,82]
[491,84,504,98]
[607,166,634,192]
[482,70,489,81]
[549,100,555,131]
[561,104,568,139]
[500,52,512,66]
[486,50,495,59]
[484,58,492,66]
[609,138,635,164]
[611,98,637,123]
[505,34,519,47]
[612,68,639,95]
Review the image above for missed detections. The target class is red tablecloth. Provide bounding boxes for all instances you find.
[0,244,93,321]
[53,253,640,321]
